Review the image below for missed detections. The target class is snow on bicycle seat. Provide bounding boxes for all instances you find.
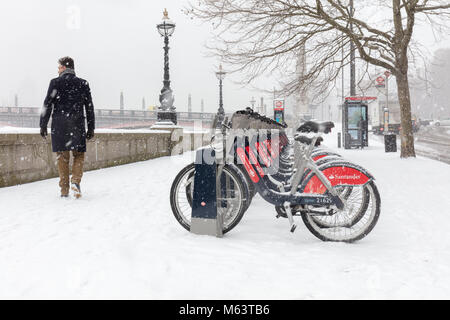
[297,121,334,134]
[294,135,323,146]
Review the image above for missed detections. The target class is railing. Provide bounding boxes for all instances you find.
[0,106,219,128]
[0,106,216,119]
[0,107,41,114]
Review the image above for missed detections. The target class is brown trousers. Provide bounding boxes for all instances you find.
[56,151,85,195]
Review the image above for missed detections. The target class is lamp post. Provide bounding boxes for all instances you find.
[156,9,177,125]
[188,94,192,114]
[215,64,226,127]
[384,107,390,133]
[349,0,356,96]
[384,70,391,133]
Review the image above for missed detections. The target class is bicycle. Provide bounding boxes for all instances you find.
[170,110,380,242]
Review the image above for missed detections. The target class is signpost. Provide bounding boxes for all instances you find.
[273,99,285,124]
[383,71,391,133]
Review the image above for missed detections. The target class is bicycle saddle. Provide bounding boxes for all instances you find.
[297,121,334,134]
[294,135,323,146]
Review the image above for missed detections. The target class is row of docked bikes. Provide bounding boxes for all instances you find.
[170,109,381,242]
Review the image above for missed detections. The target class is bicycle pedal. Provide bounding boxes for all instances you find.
[290,224,297,233]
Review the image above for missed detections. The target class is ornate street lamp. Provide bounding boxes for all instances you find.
[215,64,227,127]
[156,9,177,125]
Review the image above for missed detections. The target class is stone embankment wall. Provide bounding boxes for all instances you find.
[0,129,210,188]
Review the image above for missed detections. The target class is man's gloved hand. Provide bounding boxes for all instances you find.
[40,127,48,138]
[86,129,95,140]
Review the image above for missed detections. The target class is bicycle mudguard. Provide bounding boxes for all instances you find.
[312,151,342,162]
[236,146,262,183]
[314,155,343,167]
[300,161,375,194]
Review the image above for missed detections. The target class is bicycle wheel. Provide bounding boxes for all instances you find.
[301,181,381,242]
[170,163,249,234]
[236,164,257,202]
[310,185,370,228]
[183,164,252,211]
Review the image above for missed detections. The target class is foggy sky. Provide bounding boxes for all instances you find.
[0,0,448,114]
[0,0,264,113]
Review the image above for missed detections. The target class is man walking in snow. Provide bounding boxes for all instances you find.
[40,56,95,198]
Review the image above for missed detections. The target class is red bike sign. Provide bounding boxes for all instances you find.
[375,76,385,88]
[274,100,284,110]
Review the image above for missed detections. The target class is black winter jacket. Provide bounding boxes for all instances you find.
[40,72,95,152]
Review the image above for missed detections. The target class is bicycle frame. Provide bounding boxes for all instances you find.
[234,134,345,209]
[235,130,374,202]
[213,110,376,230]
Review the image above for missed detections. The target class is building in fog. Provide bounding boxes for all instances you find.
[294,43,310,123]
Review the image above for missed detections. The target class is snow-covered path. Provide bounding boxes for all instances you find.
[1,132,450,299]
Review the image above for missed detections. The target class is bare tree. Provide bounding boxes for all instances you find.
[186,0,450,158]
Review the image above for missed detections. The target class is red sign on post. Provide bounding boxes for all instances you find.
[376,76,385,85]
[274,100,284,110]
[375,76,385,88]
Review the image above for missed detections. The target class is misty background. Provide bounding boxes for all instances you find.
[0,0,449,116]
[0,0,263,113]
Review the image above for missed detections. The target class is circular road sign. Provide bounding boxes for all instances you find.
[376,76,385,85]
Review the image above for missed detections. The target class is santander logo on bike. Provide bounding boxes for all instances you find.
[322,167,369,186]
[328,174,361,180]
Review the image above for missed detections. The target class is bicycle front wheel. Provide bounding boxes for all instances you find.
[301,181,381,242]
[311,185,369,228]
[170,163,249,234]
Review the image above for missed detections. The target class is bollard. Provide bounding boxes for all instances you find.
[337,132,341,148]
[344,133,351,149]
[384,133,397,152]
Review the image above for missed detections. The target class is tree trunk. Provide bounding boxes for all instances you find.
[395,71,416,158]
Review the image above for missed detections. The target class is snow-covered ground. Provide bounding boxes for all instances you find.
[0,129,450,299]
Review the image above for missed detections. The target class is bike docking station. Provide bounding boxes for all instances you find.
[190,121,229,238]
[190,147,223,237]
[171,108,382,243]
